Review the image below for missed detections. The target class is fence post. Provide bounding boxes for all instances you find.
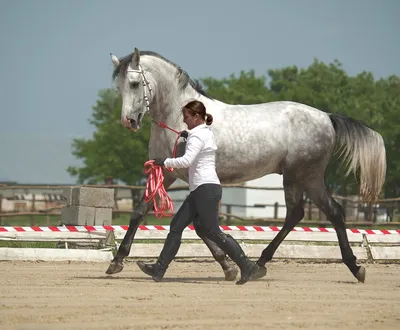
[113,188,118,220]
[0,194,3,226]
[30,193,36,226]
[226,205,232,225]
[355,200,360,222]
[274,202,278,219]
[307,199,312,220]
[367,204,373,222]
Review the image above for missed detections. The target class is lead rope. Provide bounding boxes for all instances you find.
[143,121,185,218]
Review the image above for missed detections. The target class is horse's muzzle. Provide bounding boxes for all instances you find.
[129,119,137,130]
[121,116,140,131]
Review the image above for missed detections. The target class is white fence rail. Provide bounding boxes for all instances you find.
[0,226,399,262]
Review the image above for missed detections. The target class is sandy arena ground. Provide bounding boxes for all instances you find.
[0,260,399,330]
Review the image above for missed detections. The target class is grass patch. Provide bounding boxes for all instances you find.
[0,214,174,227]
[0,214,257,227]
[1,214,398,230]
[0,241,57,248]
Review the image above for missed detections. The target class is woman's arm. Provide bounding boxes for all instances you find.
[164,135,204,168]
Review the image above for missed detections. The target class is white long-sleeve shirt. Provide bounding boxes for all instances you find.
[164,124,221,191]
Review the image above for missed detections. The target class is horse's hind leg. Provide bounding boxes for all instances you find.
[305,179,365,283]
[256,177,305,274]
[193,217,238,281]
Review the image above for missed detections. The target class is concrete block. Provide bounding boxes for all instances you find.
[370,246,400,260]
[62,187,73,206]
[95,207,112,225]
[61,206,95,226]
[71,187,114,208]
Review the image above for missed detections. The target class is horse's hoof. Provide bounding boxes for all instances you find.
[105,261,124,275]
[252,265,267,280]
[355,266,366,283]
[224,267,238,281]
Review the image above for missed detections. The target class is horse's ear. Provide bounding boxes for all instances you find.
[110,53,119,67]
[132,47,140,68]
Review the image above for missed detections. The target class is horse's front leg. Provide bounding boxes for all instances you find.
[105,194,152,274]
[105,174,178,275]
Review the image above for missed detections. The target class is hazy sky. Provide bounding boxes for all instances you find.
[0,0,399,184]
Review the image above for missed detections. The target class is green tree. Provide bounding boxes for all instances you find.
[67,89,150,188]
[267,60,400,199]
[269,59,350,113]
[375,75,400,197]
[203,62,400,199]
[269,60,358,195]
[202,70,273,104]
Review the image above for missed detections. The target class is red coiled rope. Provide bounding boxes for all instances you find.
[143,121,185,218]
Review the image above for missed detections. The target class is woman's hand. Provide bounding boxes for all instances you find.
[153,158,166,166]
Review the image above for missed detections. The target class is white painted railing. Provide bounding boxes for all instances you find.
[0,226,399,262]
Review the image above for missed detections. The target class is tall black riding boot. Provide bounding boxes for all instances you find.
[137,259,168,282]
[211,232,260,285]
[137,229,182,282]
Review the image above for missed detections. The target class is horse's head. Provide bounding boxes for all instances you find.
[111,48,153,131]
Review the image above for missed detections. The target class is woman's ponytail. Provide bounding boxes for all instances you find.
[205,113,213,125]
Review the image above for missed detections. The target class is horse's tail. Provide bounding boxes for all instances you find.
[329,113,386,203]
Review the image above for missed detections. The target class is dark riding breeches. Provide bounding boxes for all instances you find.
[157,184,223,266]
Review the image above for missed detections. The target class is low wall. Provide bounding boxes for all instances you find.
[0,225,399,262]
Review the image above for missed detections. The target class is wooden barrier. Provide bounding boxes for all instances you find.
[0,248,113,262]
[0,227,399,262]
[1,184,399,224]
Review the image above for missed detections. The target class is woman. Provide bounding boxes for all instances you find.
[137,100,259,285]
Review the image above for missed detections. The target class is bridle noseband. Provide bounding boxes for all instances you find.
[127,64,153,113]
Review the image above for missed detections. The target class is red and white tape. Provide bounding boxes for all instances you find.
[0,225,399,235]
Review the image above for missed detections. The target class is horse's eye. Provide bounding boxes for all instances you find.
[130,81,140,89]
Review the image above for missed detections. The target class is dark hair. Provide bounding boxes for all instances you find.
[182,100,213,125]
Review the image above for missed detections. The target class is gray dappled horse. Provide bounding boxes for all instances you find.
[106,48,386,283]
